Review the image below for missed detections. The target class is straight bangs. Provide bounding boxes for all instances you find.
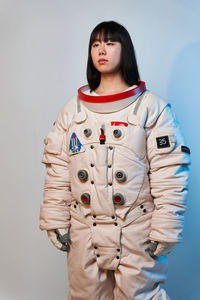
[89,27,122,46]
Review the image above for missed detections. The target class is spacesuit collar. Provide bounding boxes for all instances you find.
[77,81,146,114]
[78,81,146,103]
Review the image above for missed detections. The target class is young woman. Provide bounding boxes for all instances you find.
[40,21,190,300]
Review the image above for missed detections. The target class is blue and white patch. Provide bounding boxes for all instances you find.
[69,132,85,155]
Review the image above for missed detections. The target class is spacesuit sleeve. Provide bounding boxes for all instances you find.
[146,103,191,243]
[39,108,72,231]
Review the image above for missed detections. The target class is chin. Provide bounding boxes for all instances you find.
[97,67,119,74]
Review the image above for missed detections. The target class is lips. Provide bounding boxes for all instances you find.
[98,59,108,63]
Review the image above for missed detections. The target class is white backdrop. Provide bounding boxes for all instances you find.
[0,0,199,299]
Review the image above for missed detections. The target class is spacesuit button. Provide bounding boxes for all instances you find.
[140,205,144,209]
[78,170,88,182]
[81,193,90,204]
[114,222,118,226]
[113,193,125,205]
[74,204,77,208]
[90,163,94,167]
[93,223,96,226]
[91,180,94,184]
[84,128,92,137]
[94,246,98,249]
[108,182,112,186]
[109,146,113,150]
[113,129,122,138]
[112,216,115,219]
[143,209,147,213]
[117,248,120,252]
[108,165,111,168]
[90,145,94,149]
[116,256,120,259]
[93,215,96,218]
[115,170,127,182]
[97,254,100,257]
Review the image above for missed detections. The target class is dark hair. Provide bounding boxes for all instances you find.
[87,20,141,91]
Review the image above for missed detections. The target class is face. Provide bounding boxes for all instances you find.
[91,34,122,74]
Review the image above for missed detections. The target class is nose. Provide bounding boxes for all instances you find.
[99,43,106,54]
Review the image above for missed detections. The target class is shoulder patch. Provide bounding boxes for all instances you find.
[69,132,85,155]
[156,135,170,149]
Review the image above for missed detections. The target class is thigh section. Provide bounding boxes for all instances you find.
[113,213,169,300]
[67,215,115,300]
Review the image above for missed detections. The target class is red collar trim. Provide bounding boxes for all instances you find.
[78,81,146,103]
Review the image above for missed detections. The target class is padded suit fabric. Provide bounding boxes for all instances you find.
[40,88,190,300]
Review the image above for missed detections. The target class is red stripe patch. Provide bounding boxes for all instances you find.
[111,121,128,127]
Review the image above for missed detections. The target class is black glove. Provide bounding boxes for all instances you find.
[47,228,71,252]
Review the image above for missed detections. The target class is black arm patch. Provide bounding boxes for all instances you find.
[156,136,170,149]
[181,145,191,154]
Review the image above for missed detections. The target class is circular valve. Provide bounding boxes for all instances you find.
[84,128,92,137]
[115,170,127,182]
[113,129,122,138]
[81,193,90,204]
[78,170,88,182]
[113,193,125,205]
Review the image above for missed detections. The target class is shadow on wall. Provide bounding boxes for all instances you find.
[167,41,200,136]
[163,41,200,300]
[167,41,200,223]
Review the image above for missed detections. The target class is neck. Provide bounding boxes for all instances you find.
[95,71,131,95]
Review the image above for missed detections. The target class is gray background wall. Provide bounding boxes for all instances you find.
[0,0,199,299]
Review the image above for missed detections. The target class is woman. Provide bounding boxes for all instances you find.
[40,21,190,299]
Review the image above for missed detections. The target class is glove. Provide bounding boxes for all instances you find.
[47,228,71,252]
[145,240,175,258]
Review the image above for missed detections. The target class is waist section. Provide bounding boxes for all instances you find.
[70,200,155,227]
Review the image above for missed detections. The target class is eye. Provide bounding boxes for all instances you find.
[92,43,99,47]
[107,42,114,45]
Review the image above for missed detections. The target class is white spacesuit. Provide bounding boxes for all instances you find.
[40,82,190,300]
